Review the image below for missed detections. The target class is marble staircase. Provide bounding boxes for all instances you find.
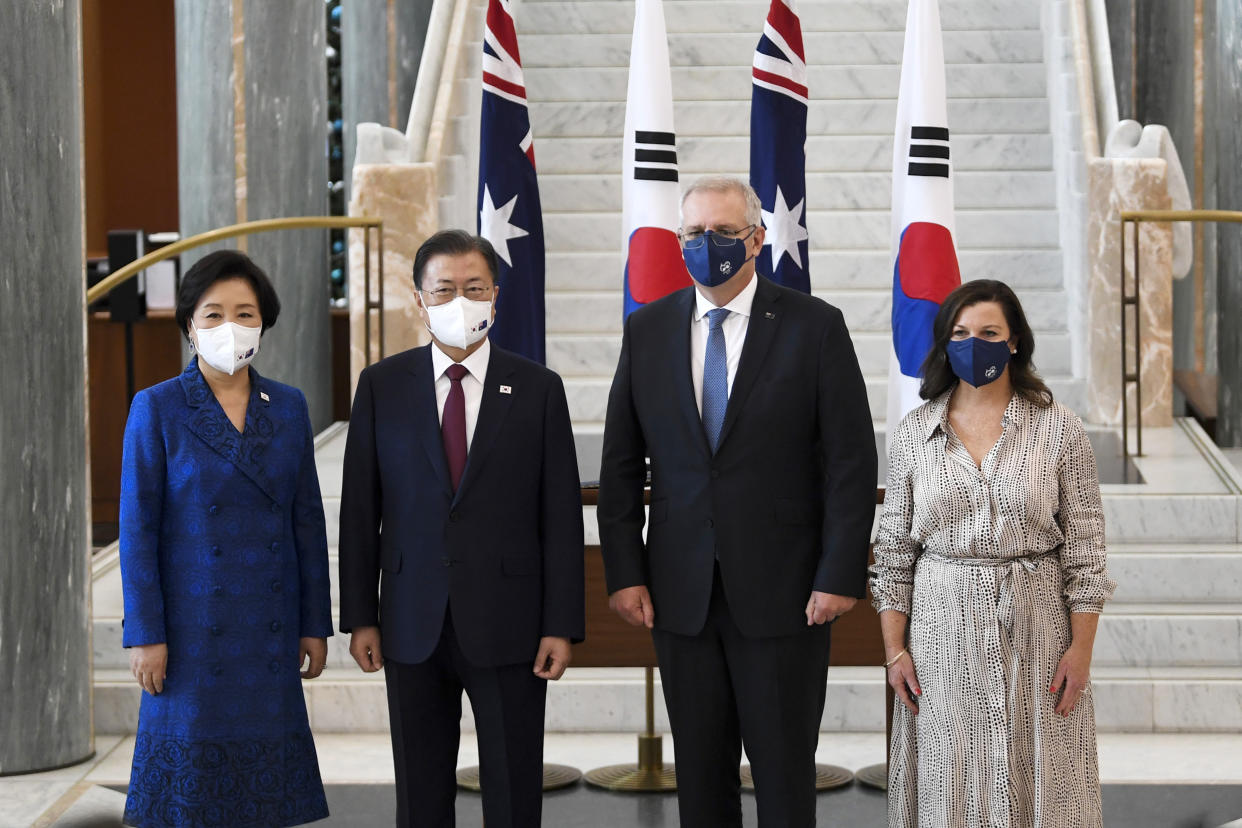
[477,0,1083,429]
[90,421,1242,736]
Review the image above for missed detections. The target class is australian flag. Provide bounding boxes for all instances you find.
[749,0,810,294]
[478,0,545,363]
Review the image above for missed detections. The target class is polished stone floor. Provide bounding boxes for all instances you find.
[10,732,1242,827]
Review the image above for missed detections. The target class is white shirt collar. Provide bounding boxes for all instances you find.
[693,273,759,322]
[431,337,491,381]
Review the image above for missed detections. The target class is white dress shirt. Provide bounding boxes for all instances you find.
[690,274,758,415]
[431,338,490,452]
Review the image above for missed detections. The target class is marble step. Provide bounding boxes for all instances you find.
[543,209,1059,253]
[517,2,1042,36]
[524,64,1046,102]
[541,287,1071,335]
[546,330,1075,380]
[521,29,1045,68]
[544,249,1065,292]
[1106,548,1242,603]
[91,665,1242,735]
[535,134,1052,174]
[539,170,1056,211]
[1092,604,1242,668]
[1100,496,1242,544]
[560,374,1089,428]
[530,98,1052,138]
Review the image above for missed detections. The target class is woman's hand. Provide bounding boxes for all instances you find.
[130,643,168,695]
[886,649,922,715]
[299,637,328,679]
[1051,642,1092,716]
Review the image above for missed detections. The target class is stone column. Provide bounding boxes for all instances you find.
[342,0,435,201]
[175,0,332,431]
[1215,0,1242,445]
[0,0,93,774]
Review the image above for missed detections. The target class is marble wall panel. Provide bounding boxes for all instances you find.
[1216,0,1242,446]
[243,0,332,431]
[1085,157,1174,428]
[347,164,436,391]
[0,0,92,774]
[342,0,390,204]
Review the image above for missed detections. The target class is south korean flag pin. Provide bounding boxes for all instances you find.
[499,385,512,395]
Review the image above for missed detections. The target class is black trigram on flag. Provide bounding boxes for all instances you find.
[907,126,950,178]
[633,130,678,182]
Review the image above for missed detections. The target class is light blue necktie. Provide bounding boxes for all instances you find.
[702,308,730,452]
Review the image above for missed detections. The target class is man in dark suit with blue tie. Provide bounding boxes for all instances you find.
[599,176,877,827]
[337,230,584,828]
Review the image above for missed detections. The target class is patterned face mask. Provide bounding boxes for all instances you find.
[946,337,1013,387]
[193,321,261,376]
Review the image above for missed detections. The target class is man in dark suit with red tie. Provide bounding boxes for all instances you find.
[599,176,877,827]
[337,230,584,828]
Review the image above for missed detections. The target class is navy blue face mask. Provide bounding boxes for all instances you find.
[946,337,1014,387]
[682,229,756,288]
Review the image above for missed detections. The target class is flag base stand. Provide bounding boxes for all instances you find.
[456,763,582,792]
[583,667,678,792]
[855,763,887,790]
[739,763,854,791]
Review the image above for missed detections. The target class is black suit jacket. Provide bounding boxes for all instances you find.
[598,276,877,639]
[338,344,584,667]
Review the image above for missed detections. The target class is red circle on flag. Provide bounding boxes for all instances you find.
[897,221,960,304]
[627,227,691,304]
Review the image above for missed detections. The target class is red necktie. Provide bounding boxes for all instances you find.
[442,363,468,491]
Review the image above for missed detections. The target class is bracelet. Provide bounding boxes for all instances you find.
[883,649,907,669]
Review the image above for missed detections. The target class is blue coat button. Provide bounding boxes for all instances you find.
[213,586,223,597]
[270,542,280,554]
[208,505,219,516]
[269,660,282,674]
[211,545,221,557]
[270,502,281,514]
[210,625,222,636]
[212,665,224,677]
[270,621,281,632]
[270,580,282,593]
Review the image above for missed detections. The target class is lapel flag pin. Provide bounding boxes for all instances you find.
[499,385,512,395]
[260,391,270,402]
[764,311,776,319]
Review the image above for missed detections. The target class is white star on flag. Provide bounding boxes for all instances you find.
[761,185,809,270]
[479,184,529,266]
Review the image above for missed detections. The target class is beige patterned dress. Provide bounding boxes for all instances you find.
[870,391,1116,828]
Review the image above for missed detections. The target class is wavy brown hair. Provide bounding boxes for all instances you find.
[918,279,1053,406]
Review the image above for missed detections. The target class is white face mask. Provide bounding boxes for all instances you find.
[422,296,493,350]
[193,321,262,376]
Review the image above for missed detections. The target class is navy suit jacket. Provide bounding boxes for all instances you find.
[337,343,585,667]
[598,276,878,639]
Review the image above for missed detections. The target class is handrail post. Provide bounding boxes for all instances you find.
[377,222,386,361]
[364,226,373,367]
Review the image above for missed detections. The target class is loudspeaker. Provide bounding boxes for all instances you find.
[108,229,146,323]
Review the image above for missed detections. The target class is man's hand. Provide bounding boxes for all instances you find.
[299,637,328,679]
[533,636,572,681]
[130,643,168,695]
[609,585,655,628]
[806,591,857,625]
[349,626,384,672]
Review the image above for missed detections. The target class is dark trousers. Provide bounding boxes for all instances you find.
[652,569,832,828]
[384,609,547,828]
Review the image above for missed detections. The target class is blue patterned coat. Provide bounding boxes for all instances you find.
[119,358,333,828]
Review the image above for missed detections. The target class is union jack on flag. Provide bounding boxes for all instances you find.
[749,0,811,294]
[478,0,546,363]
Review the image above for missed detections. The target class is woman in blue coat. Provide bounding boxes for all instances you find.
[119,250,333,827]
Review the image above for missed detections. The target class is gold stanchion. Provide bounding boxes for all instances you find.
[583,667,677,791]
[456,764,582,792]
[739,763,854,791]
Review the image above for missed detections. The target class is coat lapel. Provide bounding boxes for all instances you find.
[406,347,454,498]
[717,277,782,452]
[670,289,712,457]
[180,358,281,502]
[453,347,517,503]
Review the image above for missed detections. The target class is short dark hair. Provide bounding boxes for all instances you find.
[175,250,281,340]
[919,279,1053,406]
[412,230,499,290]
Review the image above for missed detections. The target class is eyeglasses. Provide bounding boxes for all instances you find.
[419,285,494,305]
[677,225,758,250]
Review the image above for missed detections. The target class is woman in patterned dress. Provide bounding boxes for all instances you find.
[119,250,332,827]
[871,279,1115,828]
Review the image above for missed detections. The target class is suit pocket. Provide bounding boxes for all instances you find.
[649,497,669,526]
[774,498,818,526]
[502,554,540,577]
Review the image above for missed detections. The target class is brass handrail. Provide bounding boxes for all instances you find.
[87,216,387,364]
[1118,209,1242,457]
